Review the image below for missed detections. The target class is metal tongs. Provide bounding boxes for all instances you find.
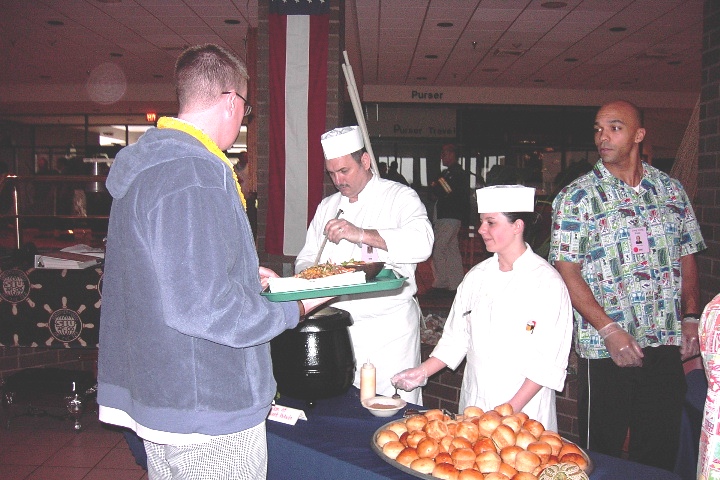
[313,208,343,266]
[403,408,456,420]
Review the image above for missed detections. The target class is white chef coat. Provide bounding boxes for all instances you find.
[296,175,434,404]
[430,245,572,430]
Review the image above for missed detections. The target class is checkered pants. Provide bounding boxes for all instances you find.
[144,422,267,480]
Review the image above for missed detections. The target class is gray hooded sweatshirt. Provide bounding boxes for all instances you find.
[97,125,299,436]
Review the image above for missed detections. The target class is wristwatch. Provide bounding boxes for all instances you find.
[682,313,701,324]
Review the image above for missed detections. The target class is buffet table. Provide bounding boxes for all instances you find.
[0,266,102,347]
[267,387,682,480]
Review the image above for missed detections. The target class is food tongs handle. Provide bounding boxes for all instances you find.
[313,209,343,266]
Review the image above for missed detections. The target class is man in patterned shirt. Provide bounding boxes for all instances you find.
[549,100,706,471]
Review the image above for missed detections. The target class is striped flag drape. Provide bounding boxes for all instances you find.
[267,0,329,256]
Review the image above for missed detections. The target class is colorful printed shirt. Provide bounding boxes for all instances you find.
[699,293,720,480]
[548,160,706,359]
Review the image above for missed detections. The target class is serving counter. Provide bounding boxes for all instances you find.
[267,387,682,480]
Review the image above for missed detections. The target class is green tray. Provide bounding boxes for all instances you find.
[261,269,407,302]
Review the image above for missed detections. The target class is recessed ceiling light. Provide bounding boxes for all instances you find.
[482,68,499,72]
[437,22,453,28]
[47,20,64,26]
[620,80,633,85]
[425,54,438,59]
[564,57,578,62]
[533,79,545,83]
[609,26,627,32]
[40,75,51,79]
[416,76,427,80]
[110,52,123,57]
[541,2,567,8]
[225,19,240,25]
[153,74,164,78]
[667,60,682,65]
[96,0,122,3]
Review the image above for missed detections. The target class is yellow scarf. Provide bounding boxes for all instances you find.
[157,116,246,210]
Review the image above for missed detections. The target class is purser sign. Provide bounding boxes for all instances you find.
[366,105,456,138]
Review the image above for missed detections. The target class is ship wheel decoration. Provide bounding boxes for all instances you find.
[85,267,103,309]
[38,296,95,347]
[0,267,42,315]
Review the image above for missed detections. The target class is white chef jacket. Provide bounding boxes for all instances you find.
[430,245,572,430]
[296,175,434,403]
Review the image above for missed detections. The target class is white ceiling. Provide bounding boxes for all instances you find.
[0,0,704,121]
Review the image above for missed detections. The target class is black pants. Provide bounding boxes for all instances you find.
[577,345,687,472]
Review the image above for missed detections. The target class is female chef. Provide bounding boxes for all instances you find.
[392,185,573,431]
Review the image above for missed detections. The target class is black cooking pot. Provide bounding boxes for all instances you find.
[270,306,355,402]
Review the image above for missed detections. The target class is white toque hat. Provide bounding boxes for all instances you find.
[476,185,536,213]
[321,126,364,159]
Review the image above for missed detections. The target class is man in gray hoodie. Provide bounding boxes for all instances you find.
[97,44,328,479]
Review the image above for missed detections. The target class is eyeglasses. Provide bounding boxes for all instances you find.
[221,91,252,116]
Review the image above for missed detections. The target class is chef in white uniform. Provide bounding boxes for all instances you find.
[391,185,572,430]
[295,126,433,404]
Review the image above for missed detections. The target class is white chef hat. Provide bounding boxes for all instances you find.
[476,185,536,213]
[321,126,364,159]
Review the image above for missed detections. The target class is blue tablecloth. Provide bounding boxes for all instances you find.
[266,387,681,480]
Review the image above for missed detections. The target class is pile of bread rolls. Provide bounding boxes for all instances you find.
[375,403,589,480]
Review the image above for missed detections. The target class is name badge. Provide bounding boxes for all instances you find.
[630,227,650,254]
[361,243,380,263]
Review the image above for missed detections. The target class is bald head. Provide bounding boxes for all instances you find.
[597,100,643,128]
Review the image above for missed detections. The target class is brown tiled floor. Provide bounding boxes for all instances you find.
[0,407,147,480]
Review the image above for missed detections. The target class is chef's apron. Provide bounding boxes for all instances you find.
[460,269,558,431]
[314,194,423,405]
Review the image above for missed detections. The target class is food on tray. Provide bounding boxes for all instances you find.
[295,261,355,279]
[375,404,590,479]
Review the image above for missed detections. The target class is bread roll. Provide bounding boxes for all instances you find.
[407,430,428,448]
[396,447,420,467]
[511,473,538,480]
[406,414,429,432]
[410,457,436,474]
[376,429,400,448]
[458,469,485,480]
[475,450,502,473]
[498,462,518,477]
[515,429,537,449]
[514,412,529,423]
[491,424,517,449]
[523,419,545,438]
[484,473,511,480]
[499,445,524,467]
[558,442,583,459]
[426,418,450,440]
[382,440,405,459]
[494,403,514,416]
[386,420,408,437]
[451,447,477,470]
[436,451,453,465]
[439,435,454,453]
[432,462,460,480]
[501,414,524,434]
[456,421,480,443]
[463,405,485,419]
[559,452,588,470]
[446,420,458,437]
[399,431,409,447]
[477,411,503,437]
[417,437,440,459]
[425,408,446,421]
[451,436,473,451]
[527,441,552,464]
[538,434,562,456]
[473,436,497,454]
[514,450,541,473]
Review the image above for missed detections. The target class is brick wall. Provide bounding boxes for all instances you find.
[698,0,720,305]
